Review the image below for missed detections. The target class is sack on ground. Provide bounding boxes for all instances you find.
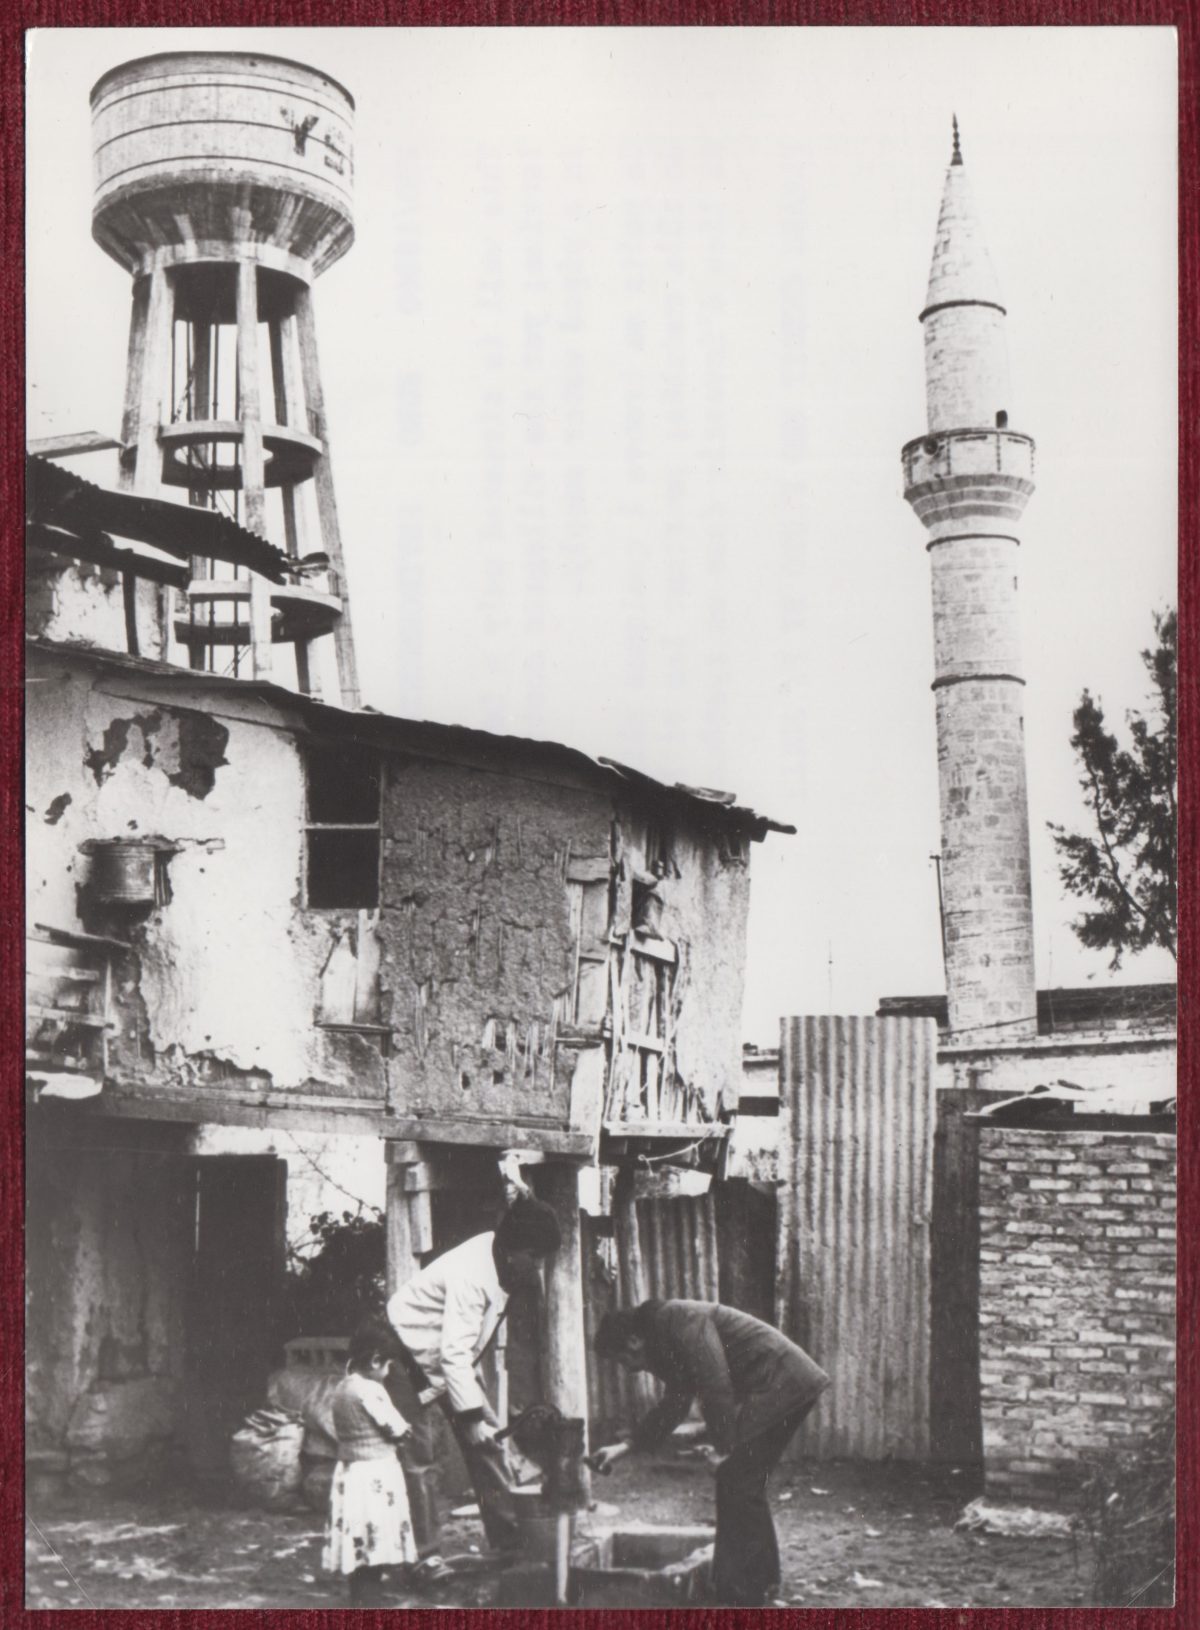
[301,1456,337,1513]
[229,1408,305,1510]
[266,1368,342,1459]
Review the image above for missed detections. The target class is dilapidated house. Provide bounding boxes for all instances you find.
[25,48,792,1494]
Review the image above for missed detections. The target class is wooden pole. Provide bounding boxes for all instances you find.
[539,1162,591,1433]
[294,282,361,709]
[538,1161,589,1605]
[554,1511,572,1606]
[385,1151,419,1298]
[612,1166,657,1415]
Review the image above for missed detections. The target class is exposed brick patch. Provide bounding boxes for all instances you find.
[977,1126,1176,1503]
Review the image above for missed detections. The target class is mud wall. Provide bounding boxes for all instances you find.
[379,757,609,1129]
[28,649,754,1137]
[26,1114,192,1481]
[378,764,753,1130]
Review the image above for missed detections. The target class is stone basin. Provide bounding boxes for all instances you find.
[495,1518,715,1608]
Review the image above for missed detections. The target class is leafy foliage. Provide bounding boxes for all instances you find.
[284,1209,385,1336]
[1049,609,1177,968]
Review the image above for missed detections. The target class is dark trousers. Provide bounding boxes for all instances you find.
[388,1367,518,1557]
[712,1401,815,1606]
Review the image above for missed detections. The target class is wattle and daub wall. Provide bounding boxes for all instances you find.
[977,1126,1176,1500]
[26,646,752,1136]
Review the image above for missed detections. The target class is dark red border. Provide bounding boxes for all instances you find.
[5,4,1194,1629]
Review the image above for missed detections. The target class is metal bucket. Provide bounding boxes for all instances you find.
[89,840,158,905]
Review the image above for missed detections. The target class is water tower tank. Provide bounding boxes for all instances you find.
[88,51,361,708]
[90,51,355,278]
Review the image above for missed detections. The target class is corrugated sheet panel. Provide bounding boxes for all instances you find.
[638,1192,720,1303]
[583,1191,721,1433]
[777,1015,937,1461]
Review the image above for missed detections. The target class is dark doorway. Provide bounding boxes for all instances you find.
[184,1155,287,1473]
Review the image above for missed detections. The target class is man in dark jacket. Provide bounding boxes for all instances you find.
[592,1299,830,1606]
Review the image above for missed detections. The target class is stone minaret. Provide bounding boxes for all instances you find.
[902,119,1037,1042]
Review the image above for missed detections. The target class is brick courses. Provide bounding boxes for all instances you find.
[977,1126,1176,1503]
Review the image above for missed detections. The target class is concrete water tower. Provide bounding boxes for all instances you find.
[90,51,360,704]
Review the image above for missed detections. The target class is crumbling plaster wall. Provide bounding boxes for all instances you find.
[647,818,751,1119]
[935,1036,1177,1102]
[26,1115,192,1466]
[28,651,755,1129]
[27,561,166,658]
[377,760,753,1128]
[27,657,381,1096]
[378,758,610,1126]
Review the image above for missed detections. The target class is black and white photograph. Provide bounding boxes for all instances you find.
[24,25,1177,1610]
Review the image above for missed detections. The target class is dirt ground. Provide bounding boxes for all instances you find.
[25,1448,1096,1611]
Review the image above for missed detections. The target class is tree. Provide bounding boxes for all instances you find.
[283,1209,386,1337]
[1048,608,1176,968]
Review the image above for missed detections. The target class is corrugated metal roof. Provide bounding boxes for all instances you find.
[27,454,292,584]
[27,636,794,841]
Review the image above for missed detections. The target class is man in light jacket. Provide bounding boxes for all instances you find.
[385,1196,560,1569]
[592,1299,830,1606]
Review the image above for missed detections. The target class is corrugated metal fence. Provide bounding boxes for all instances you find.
[583,1191,720,1433]
[777,1015,937,1460]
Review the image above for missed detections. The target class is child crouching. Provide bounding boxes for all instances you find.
[322,1320,417,1606]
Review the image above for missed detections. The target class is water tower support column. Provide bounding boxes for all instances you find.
[296,284,360,710]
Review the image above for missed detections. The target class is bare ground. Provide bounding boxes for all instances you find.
[25,1449,1095,1611]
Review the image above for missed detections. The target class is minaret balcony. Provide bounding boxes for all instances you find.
[903,428,1035,540]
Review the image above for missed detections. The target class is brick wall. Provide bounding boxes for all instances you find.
[977,1126,1176,1502]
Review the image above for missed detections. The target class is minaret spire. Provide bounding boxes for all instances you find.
[901,126,1038,1043]
[951,113,962,165]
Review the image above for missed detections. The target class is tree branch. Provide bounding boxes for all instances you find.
[1080,751,1150,931]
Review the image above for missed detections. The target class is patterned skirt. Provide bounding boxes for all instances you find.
[322,1457,417,1576]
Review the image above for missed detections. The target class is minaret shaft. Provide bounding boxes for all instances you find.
[903,128,1037,1043]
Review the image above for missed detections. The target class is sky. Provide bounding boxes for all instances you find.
[26,27,1178,1042]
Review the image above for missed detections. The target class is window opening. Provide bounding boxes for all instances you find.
[304,743,381,908]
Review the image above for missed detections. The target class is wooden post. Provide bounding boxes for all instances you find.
[611,1166,657,1415]
[539,1162,591,1438]
[385,1142,426,1297]
[538,1161,590,1605]
[294,282,360,709]
[122,571,139,656]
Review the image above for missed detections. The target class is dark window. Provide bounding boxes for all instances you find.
[306,744,381,823]
[996,410,1008,428]
[304,743,381,908]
